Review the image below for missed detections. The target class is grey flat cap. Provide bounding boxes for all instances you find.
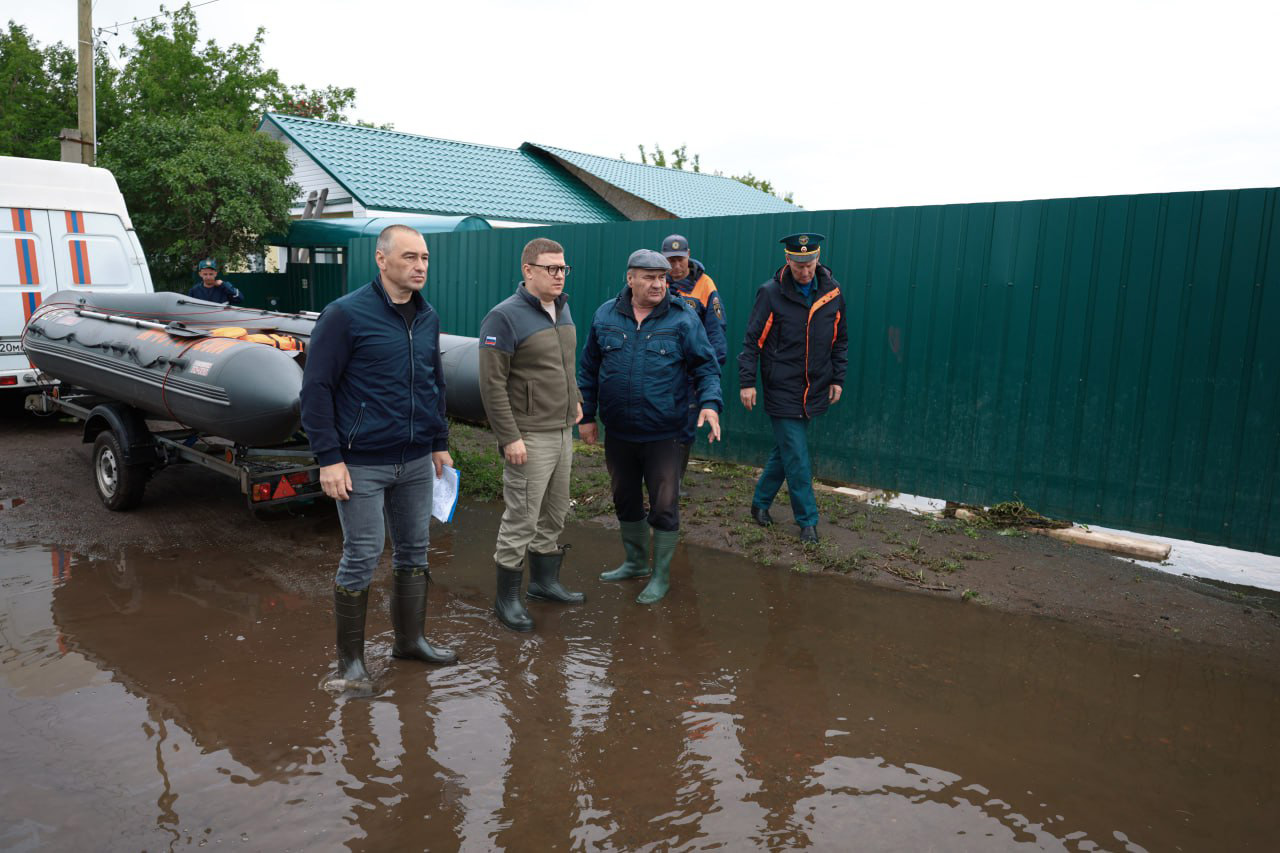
[627,248,671,271]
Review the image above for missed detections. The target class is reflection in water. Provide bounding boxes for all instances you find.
[0,503,1277,850]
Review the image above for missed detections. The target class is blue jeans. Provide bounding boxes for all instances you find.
[752,417,819,527]
[334,455,434,590]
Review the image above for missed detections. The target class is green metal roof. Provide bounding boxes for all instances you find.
[261,114,625,224]
[277,215,491,248]
[522,143,800,217]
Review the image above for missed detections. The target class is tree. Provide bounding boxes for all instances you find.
[624,142,796,205]
[2,4,384,289]
[0,22,121,160]
[101,113,298,286]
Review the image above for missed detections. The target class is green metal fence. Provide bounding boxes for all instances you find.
[341,188,1279,555]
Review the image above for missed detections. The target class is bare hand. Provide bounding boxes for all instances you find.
[740,388,757,411]
[578,422,598,445]
[575,402,583,424]
[432,450,453,478]
[697,408,721,442]
[320,461,353,501]
[828,384,843,404]
[503,438,528,465]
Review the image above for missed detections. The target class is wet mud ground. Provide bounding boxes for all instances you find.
[2,403,1279,850]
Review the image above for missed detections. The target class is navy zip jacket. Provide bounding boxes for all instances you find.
[579,288,722,443]
[187,281,243,305]
[738,264,848,419]
[300,275,449,467]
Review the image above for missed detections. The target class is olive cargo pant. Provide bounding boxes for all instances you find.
[493,427,574,567]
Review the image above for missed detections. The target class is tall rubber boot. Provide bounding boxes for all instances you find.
[495,564,534,632]
[334,585,372,686]
[527,547,585,603]
[600,520,652,582]
[390,569,457,665]
[637,529,680,605]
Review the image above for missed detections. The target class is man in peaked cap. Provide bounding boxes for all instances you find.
[578,249,722,604]
[737,232,848,544]
[188,258,244,305]
[661,234,727,483]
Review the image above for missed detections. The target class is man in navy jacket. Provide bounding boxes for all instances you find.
[578,249,722,605]
[737,233,848,544]
[300,224,456,692]
[187,259,244,305]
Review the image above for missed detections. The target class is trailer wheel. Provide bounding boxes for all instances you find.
[93,431,147,511]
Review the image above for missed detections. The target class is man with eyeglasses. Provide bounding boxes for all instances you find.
[578,249,722,605]
[478,237,586,632]
[660,234,727,485]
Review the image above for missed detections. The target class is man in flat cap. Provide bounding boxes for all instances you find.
[661,234,727,483]
[578,249,722,604]
[737,233,848,543]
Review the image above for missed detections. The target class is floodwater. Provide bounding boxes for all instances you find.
[1,504,1277,851]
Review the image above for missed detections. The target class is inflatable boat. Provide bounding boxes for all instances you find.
[23,291,486,446]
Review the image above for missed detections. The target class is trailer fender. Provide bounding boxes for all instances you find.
[82,403,161,468]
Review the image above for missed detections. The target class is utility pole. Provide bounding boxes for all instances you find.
[77,0,95,165]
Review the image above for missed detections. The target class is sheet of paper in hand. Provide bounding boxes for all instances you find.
[433,465,460,523]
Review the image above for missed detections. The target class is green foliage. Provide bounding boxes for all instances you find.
[0,22,121,160]
[101,114,297,286]
[448,429,504,502]
[3,3,386,284]
[115,5,281,130]
[623,142,795,205]
[634,143,701,173]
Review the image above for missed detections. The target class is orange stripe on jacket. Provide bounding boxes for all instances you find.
[757,312,774,349]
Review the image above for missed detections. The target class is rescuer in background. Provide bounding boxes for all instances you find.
[187,259,244,305]
[578,249,722,605]
[737,233,847,544]
[478,237,586,633]
[661,234,727,484]
[300,224,456,693]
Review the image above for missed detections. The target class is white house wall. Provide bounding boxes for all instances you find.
[261,123,360,217]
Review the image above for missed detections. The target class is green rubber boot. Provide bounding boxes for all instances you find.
[637,529,679,605]
[600,520,652,582]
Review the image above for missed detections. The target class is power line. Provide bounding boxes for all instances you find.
[96,0,224,38]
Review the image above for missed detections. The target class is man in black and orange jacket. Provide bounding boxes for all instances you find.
[737,232,848,543]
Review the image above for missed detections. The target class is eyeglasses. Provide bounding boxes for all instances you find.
[527,263,571,277]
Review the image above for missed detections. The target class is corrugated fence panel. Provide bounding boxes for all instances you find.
[335,188,1279,555]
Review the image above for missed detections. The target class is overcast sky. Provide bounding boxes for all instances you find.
[13,0,1280,211]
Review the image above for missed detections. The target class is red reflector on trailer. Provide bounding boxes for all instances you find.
[252,482,272,502]
[285,472,310,486]
[0,377,17,386]
[272,477,296,500]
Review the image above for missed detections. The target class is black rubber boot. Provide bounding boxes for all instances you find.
[334,585,372,687]
[390,569,457,665]
[527,546,585,604]
[495,564,534,632]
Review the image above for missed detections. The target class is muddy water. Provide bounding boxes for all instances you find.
[1,503,1277,851]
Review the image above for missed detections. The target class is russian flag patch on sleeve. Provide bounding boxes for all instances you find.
[483,335,498,347]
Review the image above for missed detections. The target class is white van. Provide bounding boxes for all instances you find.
[0,156,153,389]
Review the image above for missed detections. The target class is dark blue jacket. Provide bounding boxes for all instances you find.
[738,264,847,419]
[300,276,448,467]
[579,288,722,443]
[668,259,727,366]
[188,280,243,305]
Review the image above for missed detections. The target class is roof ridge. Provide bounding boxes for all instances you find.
[264,113,524,156]
[526,142,756,185]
